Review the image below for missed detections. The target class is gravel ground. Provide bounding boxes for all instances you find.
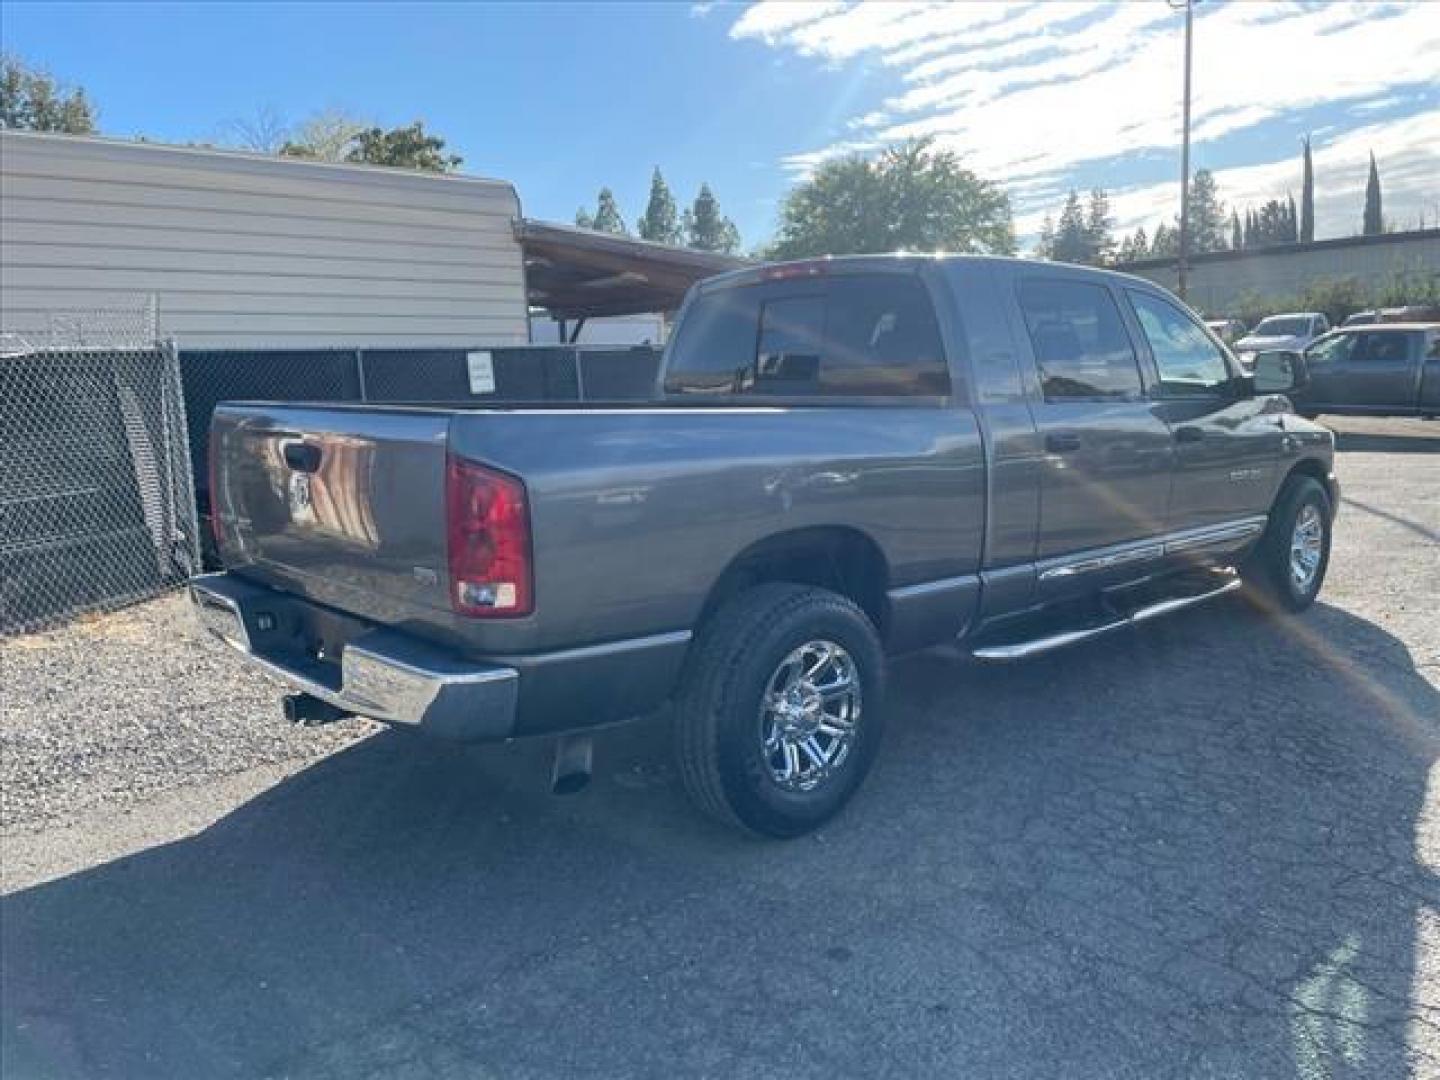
[1,414,1436,1080]
[0,594,376,831]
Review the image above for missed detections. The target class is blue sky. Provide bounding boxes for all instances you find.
[4,1,1437,250]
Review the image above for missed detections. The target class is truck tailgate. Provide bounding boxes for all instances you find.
[210,403,453,621]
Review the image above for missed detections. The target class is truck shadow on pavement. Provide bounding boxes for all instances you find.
[4,600,1438,1079]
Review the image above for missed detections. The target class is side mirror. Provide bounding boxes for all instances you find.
[1253,349,1307,394]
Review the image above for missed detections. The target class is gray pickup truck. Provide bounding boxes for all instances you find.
[1286,323,1440,418]
[194,256,1338,837]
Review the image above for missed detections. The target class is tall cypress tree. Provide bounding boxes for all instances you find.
[683,183,740,253]
[1299,135,1315,242]
[636,167,681,245]
[591,187,629,236]
[1286,194,1298,242]
[1363,152,1383,236]
[1230,211,1242,251]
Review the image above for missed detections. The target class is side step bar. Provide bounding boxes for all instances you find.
[971,577,1242,661]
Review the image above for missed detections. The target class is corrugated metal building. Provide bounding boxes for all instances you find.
[1118,229,1440,316]
[1,130,530,348]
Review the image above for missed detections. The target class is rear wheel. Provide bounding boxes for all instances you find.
[1241,475,1333,613]
[673,584,885,838]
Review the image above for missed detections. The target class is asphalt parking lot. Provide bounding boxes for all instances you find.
[2,415,1437,1080]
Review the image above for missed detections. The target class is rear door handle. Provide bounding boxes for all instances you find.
[282,441,322,473]
[1045,433,1081,454]
[1174,426,1205,444]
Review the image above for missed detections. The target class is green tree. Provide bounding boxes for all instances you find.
[683,183,740,253]
[1300,135,1315,243]
[574,206,596,229]
[1187,169,1227,253]
[1150,221,1179,257]
[1048,190,1091,264]
[1286,193,1298,242]
[1085,188,1115,265]
[636,168,682,245]
[590,187,629,235]
[279,108,368,162]
[1035,214,1056,259]
[770,137,1013,259]
[1116,226,1149,263]
[1230,211,1242,251]
[0,53,96,133]
[1363,151,1383,236]
[345,121,461,172]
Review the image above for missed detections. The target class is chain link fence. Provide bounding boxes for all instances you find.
[0,333,661,633]
[1,341,199,636]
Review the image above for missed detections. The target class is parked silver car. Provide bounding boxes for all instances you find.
[1234,312,1331,369]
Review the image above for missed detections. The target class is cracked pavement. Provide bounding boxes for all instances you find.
[2,415,1437,1079]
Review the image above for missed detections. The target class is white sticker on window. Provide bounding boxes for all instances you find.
[466,351,496,394]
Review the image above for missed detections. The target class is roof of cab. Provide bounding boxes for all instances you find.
[694,253,1166,295]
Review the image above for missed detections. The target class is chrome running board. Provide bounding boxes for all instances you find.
[971,577,1242,661]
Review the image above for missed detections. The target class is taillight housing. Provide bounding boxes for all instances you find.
[445,454,533,617]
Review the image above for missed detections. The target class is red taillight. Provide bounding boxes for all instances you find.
[445,455,533,618]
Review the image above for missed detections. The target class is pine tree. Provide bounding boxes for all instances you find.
[1286,194,1298,242]
[1036,214,1056,259]
[636,168,681,245]
[1244,210,1256,249]
[1230,211,1242,251]
[1151,221,1178,257]
[1187,169,1226,253]
[591,187,629,236]
[683,183,740,253]
[1300,135,1315,242]
[1084,188,1115,265]
[1050,190,1090,264]
[1363,151,1383,236]
[575,206,595,229]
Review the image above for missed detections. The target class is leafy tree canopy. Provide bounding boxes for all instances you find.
[769,137,1014,259]
[345,121,461,172]
[0,53,96,134]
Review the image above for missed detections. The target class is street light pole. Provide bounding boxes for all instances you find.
[1176,0,1194,300]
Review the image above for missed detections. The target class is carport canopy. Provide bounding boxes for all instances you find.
[518,218,747,321]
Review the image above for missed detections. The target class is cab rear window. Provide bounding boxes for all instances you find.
[664,274,949,398]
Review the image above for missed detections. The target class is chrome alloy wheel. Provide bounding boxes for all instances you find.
[1290,503,1324,591]
[759,640,861,792]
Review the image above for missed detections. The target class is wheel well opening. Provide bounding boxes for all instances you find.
[1284,457,1336,507]
[699,528,890,634]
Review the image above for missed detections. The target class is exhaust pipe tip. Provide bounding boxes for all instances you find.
[551,734,594,795]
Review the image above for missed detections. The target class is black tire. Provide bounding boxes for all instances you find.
[673,584,885,838]
[1241,474,1333,613]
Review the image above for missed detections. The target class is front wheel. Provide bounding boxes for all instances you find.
[1241,475,1333,613]
[673,584,885,838]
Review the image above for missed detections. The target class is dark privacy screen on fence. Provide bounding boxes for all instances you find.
[1,346,199,635]
[179,345,663,522]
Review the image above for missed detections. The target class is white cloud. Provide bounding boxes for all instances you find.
[1021,111,1440,244]
[729,0,1440,240]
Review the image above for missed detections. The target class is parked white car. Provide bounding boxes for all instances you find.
[1233,312,1331,369]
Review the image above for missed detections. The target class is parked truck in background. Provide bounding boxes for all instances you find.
[194,256,1338,837]
[1287,323,1440,418]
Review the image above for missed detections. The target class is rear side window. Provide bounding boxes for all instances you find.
[665,274,949,398]
[1016,279,1142,400]
[1353,331,1415,364]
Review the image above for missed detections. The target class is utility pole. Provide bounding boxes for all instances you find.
[1174,0,1194,300]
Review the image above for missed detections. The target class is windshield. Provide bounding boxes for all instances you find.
[1252,316,1310,337]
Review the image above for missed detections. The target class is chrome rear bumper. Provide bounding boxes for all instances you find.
[190,573,518,739]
